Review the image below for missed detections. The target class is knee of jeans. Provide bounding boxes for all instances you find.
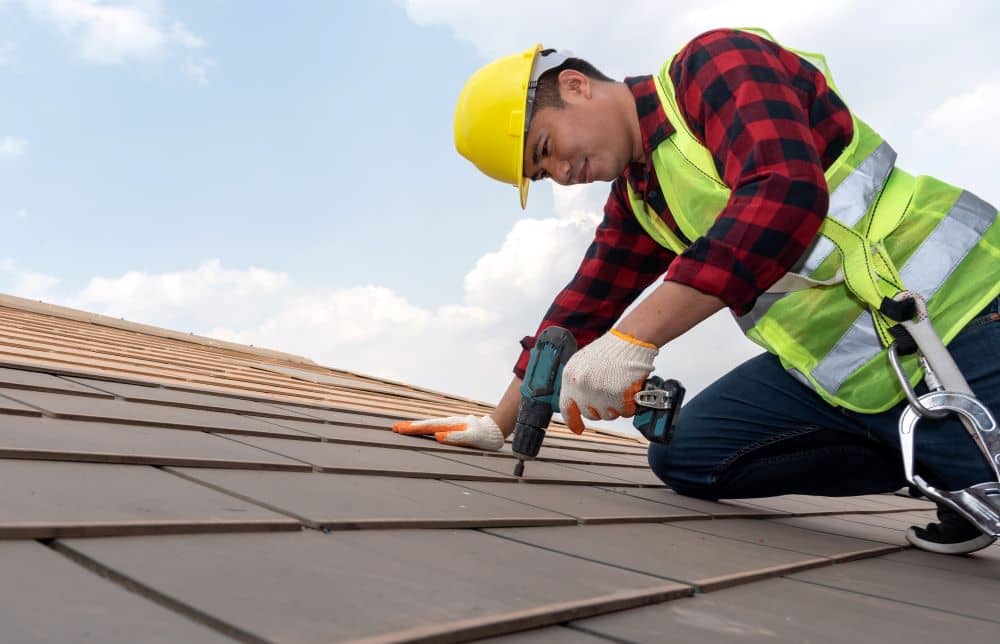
[647,441,721,500]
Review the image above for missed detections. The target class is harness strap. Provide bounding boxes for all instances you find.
[818,217,905,346]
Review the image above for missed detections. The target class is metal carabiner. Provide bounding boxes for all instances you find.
[897,390,1000,537]
[886,292,1000,535]
[887,341,949,419]
[898,391,1000,480]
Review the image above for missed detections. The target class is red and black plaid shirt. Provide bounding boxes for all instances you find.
[514,28,854,378]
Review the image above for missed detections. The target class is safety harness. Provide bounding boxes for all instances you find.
[776,196,999,535]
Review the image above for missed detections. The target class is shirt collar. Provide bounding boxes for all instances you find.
[625,75,674,157]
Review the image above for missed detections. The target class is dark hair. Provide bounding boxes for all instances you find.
[533,54,613,111]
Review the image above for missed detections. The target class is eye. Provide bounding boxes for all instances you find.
[536,139,550,180]
[529,135,553,182]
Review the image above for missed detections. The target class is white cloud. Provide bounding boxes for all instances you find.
[0,259,60,300]
[183,55,213,85]
[200,187,607,397]
[0,137,27,158]
[68,259,290,330]
[20,0,209,78]
[397,0,859,79]
[169,20,203,49]
[464,203,600,313]
[920,79,1000,148]
[670,0,858,38]
[24,0,168,63]
[908,78,1000,205]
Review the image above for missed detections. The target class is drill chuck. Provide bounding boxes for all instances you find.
[511,397,551,460]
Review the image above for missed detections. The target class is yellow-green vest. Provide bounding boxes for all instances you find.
[627,28,1000,413]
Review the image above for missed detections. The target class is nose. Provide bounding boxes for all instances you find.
[544,158,573,185]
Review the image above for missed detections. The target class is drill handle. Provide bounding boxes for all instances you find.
[519,326,578,411]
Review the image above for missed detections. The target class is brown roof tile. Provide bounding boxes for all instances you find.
[0,295,993,642]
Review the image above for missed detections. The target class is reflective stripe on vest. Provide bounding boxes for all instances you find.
[626,28,1000,412]
[804,142,897,275]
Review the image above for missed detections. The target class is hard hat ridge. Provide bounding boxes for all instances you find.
[525,48,574,135]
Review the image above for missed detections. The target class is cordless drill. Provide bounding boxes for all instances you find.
[511,326,576,477]
[511,326,685,476]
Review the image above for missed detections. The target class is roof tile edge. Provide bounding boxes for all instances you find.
[0,293,317,366]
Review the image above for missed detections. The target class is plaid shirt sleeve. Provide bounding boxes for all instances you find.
[513,178,675,378]
[664,28,846,314]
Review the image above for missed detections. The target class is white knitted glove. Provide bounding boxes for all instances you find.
[392,414,505,451]
[559,329,658,433]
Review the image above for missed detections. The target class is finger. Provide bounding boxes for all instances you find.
[393,418,437,434]
[558,385,572,423]
[564,400,586,435]
[393,420,466,436]
[435,430,479,449]
[621,377,648,418]
[602,407,620,421]
[585,405,602,421]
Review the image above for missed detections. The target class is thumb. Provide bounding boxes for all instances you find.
[563,400,586,435]
[621,376,649,418]
[393,415,469,436]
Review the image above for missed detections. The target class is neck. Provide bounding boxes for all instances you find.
[611,81,644,163]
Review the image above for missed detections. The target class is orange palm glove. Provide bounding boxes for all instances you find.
[392,414,505,451]
[558,328,658,434]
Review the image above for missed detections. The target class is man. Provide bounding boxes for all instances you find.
[394,28,1000,554]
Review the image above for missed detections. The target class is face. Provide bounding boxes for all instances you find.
[522,71,634,187]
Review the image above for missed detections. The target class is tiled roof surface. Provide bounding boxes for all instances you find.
[0,294,997,643]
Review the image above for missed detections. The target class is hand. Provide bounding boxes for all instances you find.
[392,414,505,451]
[558,329,658,434]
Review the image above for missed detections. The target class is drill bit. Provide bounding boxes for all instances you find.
[513,459,525,477]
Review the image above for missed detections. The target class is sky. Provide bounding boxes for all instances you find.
[0,1,997,434]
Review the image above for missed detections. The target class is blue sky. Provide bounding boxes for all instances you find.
[1,1,997,432]
[0,1,530,305]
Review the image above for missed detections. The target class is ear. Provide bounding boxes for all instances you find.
[557,69,592,102]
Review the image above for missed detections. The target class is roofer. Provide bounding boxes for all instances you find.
[395,28,1000,555]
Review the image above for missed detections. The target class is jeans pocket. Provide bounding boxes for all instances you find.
[964,296,1000,332]
[948,295,1000,385]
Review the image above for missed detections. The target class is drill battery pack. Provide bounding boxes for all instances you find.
[633,376,685,444]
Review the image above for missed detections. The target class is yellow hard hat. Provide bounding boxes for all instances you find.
[454,45,572,209]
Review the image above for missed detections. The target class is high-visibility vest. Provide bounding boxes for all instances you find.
[627,28,1000,413]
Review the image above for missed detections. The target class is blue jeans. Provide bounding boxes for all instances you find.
[648,296,1000,500]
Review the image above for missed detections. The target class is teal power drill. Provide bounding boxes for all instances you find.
[511,326,685,476]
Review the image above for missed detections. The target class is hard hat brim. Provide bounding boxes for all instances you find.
[516,44,541,209]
